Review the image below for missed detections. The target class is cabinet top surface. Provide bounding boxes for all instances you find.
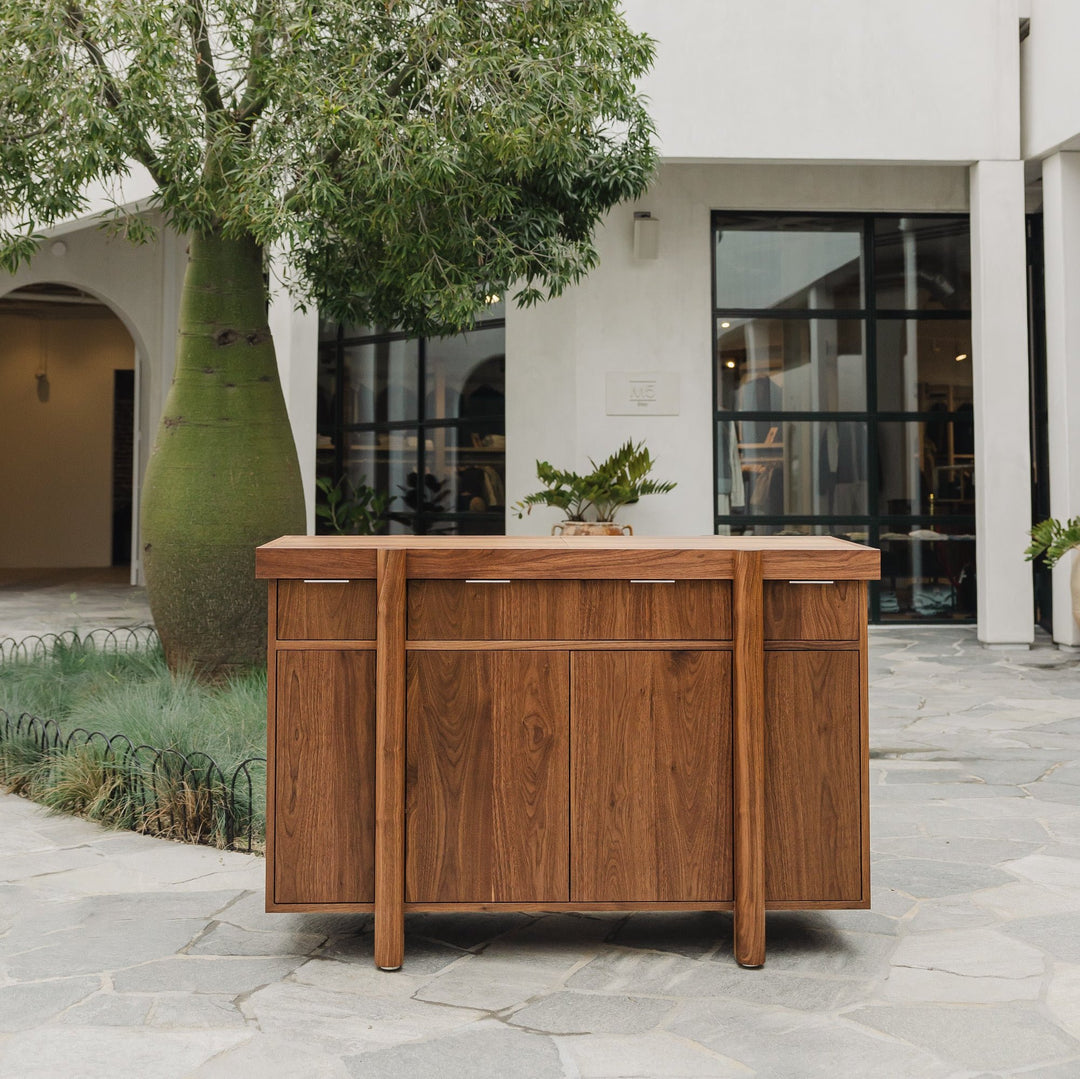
[256,535,880,580]
[260,535,869,553]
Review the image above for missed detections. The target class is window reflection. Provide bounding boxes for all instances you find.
[874,217,971,311]
[718,421,868,519]
[714,215,863,310]
[716,318,866,412]
[876,320,973,413]
[316,315,505,535]
[713,212,975,622]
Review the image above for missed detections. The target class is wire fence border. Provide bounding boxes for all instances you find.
[0,628,266,853]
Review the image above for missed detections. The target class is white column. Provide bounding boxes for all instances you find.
[1041,152,1080,646]
[268,276,320,533]
[969,160,1033,645]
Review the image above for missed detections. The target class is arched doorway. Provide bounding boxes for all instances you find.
[0,284,138,582]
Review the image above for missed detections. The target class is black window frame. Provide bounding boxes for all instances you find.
[711,210,976,623]
[317,314,507,535]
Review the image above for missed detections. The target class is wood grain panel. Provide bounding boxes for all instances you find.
[571,651,732,903]
[733,550,765,968]
[764,581,860,641]
[256,535,880,581]
[408,580,731,641]
[375,549,407,969]
[274,651,375,904]
[406,650,570,903]
[764,650,864,902]
[277,579,376,640]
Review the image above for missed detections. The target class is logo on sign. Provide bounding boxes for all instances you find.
[629,380,657,406]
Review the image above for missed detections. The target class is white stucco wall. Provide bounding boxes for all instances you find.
[507,162,970,537]
[1021,0,1080,160]
[622,0,1021,163]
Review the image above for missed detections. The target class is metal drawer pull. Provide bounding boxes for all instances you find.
[788,580,835,585]
[303,579,350,584]
[630,579,676,584]
[465,578,511,584]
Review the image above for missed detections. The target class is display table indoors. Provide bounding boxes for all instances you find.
[255,535,880,969]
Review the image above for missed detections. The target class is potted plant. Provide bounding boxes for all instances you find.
[1025,515,1080,626]
[514,439,676,535]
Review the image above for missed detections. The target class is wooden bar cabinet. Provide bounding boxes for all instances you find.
[256,535,880,970]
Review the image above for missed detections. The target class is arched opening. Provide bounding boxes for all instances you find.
[0,284,137,584]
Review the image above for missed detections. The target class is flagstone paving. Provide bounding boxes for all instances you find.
[2,626,1080,1077]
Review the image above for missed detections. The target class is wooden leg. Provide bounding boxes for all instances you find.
[733,551,765,967]
[375,549,406,970]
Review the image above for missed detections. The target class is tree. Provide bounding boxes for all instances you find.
[0,0,657,673]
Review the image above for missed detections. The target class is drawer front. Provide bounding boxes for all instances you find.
[276,579,377,640]
[764,580,861,641]
[408,579,732,641]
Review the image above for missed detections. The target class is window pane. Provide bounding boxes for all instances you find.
[342,339,419,424]
[421,427,506,523]
[424,326,505,430]
[714,216,863,310]
[874,217,971,311]
[716,318,866,412]
[876,319,973,414]
[717,420,868,517]
[879,524,976,619]
[878,420,974,516]
[716,520,864,538]
[343,431,414,534]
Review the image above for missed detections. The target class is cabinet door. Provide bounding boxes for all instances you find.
[406,650,570,903]
[764,650,865,902]
[273,650,376,904]
[571,651,733,903]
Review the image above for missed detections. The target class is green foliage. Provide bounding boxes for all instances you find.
[515,438,676,523]
[1025,516,1080,568]
[0,639,265,769]
[0,0,658,337]
[0,638,267,847]
[315,475,391,535]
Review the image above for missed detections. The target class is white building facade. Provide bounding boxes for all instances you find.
[3,0,1079,645]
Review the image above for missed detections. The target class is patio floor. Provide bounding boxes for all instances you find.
[2,614,1080,1076]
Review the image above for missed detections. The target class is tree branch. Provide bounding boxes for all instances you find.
[183,0,227,116]
[235,0,272,130]
[63,2,166,186]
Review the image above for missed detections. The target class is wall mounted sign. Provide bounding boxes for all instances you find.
[605,371,680,415]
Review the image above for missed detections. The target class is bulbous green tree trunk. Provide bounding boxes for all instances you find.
[140,232,305,674]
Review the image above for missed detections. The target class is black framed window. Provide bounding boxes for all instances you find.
[713,212,975,622]
[317,302,506,535]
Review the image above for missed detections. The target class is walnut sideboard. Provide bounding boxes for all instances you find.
[256,535,880,969]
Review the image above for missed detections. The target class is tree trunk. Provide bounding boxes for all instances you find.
[140,231,304,674]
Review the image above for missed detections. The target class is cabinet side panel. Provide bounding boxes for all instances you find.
[274,651,376,904]
[406,651,570,902]
[572,651,733,903]
[764,650,863,902]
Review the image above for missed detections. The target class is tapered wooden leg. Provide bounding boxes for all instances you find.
[733,551,765,967]
[375,549,406,970]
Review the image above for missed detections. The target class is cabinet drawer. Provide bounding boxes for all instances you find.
[408,579,731,640]
[276,579,376,640]
[764,580,861,641]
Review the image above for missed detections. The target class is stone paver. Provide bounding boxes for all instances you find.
[1,625,1080,1076]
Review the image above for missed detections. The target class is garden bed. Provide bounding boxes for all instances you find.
[0,631,266,851]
